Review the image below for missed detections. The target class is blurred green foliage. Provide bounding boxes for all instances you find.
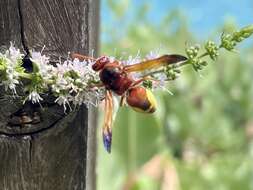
[98,1,253,190]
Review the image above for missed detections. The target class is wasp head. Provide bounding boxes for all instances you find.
[92,56,111,71]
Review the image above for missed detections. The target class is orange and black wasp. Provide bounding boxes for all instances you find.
[72,53,187,152]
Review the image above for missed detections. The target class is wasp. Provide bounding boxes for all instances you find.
[72,53,187,152]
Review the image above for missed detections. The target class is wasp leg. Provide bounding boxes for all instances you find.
[102,90,114,153]
[88,82,104,89]
[120,94,126,106]
[130,77,158,88]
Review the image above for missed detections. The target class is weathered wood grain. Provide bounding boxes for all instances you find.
[21,0,89,60]
[0,0,98,189]
[0,107,87,190]
[0,0,22,51]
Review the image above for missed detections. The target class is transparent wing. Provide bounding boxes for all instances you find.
[124,54,187,73]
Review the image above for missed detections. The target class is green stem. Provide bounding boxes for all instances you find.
[19,72,32,80]
[0,65,5,70]
[0,64,33,80]
[177,60,190,67]
[198,52,209,59]
[19,72,54,85]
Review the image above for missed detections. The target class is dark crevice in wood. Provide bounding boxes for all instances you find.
[85,1,89,55]
[28,135,33,164]
[17,0,30,55]
[0,114,64,137]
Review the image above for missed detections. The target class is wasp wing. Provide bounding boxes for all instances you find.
[124,54,187,73]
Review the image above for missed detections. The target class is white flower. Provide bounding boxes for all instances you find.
[52,77,69,94]
[70,88,105,107]
[55,95,72,112]
[0,44,23,94]
[51,58,102,104]
[30,51,53,81]
[108,56,116,63]
[56,61,71,74]
[31,51,49,65]
[28,91,43,104]
[0,44,105,109]
[4,65,20,91]
[6,43,23,63]
[1,78,19,94]
[121,52,141,66]
[145,50,160,60]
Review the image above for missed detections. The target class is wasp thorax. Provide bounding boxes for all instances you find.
[92,56,110,71]
[126,86,157,113]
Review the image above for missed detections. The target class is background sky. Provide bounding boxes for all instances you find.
[102,0,253,39]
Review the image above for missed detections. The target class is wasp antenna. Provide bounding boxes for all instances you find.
[71,53,96,61]
[103,128,112,153]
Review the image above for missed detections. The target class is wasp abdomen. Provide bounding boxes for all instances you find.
[126,86,157,113]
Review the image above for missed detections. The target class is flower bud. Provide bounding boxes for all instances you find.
[186,44,200,59]
[205,41,219,60]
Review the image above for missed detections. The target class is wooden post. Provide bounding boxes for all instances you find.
[0,0,99,189]
[87,0,100,189]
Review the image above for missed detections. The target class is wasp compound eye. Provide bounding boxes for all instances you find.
[92,56,110,71]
